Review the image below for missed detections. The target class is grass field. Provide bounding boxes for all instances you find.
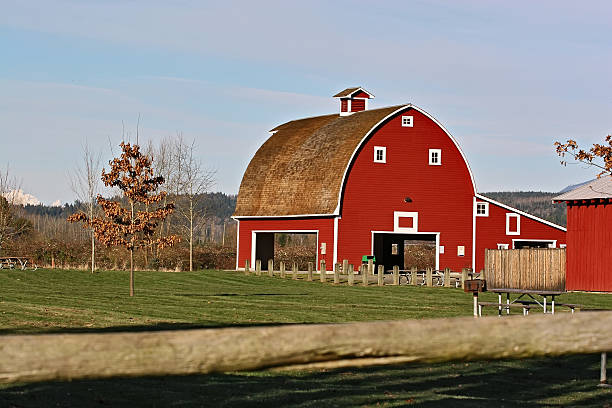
[1,268,612,407]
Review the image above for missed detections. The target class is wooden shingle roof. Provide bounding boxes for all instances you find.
[332,87,374,98]
[234,105,406,217]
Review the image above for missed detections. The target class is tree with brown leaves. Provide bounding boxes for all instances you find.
[68,142,180,296]
[555,135,612,177]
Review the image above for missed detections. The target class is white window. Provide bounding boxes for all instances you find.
[497,243,509,250]
[374,146,386,163]
[401,116,413,127]
[320,242,326,255]
[429,149,441,166]
[560,244,567,248]
[476,202,489,217]
[457,246,465,257]
[394,211,418,233]
[439,245,445,254]
[506,213,520,235]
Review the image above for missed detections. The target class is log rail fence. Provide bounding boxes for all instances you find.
[2,312,612,384]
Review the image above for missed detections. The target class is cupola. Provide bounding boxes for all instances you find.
[333,87,374,116]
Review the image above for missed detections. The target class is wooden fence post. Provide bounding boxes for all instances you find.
[410,266,418,285]
[342,259,348,277]
[245,260,250,275]
[292,262,298,280]
[268,259,274,277]
[362,264,368,287]
[378,265,384,286]
[307,262,313,281]
[348,264,354,286]
[320,260,326,283]
[393,265,399,286]
[334,263,340,284]
[461,268,468,289]
[444,267,451,288]
[255,260,261,276]
[280,261,286,279]
[426,267,433,287]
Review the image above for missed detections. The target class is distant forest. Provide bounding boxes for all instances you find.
[480,192,566,227]
[23,192,237,222]
[22,191,565,228]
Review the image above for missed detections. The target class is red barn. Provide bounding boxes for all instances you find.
[554,177,612,291]
[233,88,566,272]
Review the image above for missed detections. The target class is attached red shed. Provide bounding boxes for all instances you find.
[554,177,612,292]
[233,88,566,272]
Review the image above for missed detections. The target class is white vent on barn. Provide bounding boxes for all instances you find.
[333,87,374,116]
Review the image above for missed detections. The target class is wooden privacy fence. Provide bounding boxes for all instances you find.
[3,311,612,384]
[484,248,566,291]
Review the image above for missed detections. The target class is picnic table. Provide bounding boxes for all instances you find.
[490,288,565,315]
[0,256,38,271]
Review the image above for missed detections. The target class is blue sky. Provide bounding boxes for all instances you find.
[1,0,611,204]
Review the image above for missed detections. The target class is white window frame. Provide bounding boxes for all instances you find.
[506,213,521,235]
[439,245,445,254]
[401,116,413,127]
[457,245,465,257]
[394,211,418,233]
[497,243,509,250]
[476,202,489,217]
[373,146,386,163]
[560,244,567,249]
[429,149,441,166]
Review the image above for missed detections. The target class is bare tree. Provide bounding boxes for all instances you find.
[69,142,102,273]
[173,134,215,271]
[0,166,28,254]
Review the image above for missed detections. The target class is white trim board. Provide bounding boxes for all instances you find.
[250,230,319,269]
[506,213,521,235]
[512,239,557,249]
[235,219,240,270]
[232,214,336,219]
[475,193,567,232]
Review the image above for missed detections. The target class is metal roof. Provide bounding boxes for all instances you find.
[553,176,612,201]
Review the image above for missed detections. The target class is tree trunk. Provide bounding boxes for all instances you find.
[129,249,134,297]
[189,200,193,272]
[130,200,135,297]
[91,230,95,274]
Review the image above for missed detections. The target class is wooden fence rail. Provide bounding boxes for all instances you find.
[484,248,566,291]
[3,311,612,384]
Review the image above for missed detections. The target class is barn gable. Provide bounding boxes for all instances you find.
[234,103,477,217]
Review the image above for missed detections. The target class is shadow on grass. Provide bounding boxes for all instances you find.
[178,292,311,297]
[0,321,299,336]
[1,355,611,407]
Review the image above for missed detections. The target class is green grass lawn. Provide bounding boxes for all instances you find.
[1,268,612,407]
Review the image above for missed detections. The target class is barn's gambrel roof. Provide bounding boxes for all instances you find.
[234,104,476,217]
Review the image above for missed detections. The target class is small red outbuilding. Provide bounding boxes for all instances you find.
[554,177,612,292]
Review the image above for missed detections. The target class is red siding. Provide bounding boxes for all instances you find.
[352,91,371,99]
[566,202,612,291]
[237,218,335,270]
[338,108,475,271]
[341,99,348,112]
[350,99,366,112]
[475,201,566,272]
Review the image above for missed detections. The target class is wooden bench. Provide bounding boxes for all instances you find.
[478,302,536,317]
[514,300,584,314]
